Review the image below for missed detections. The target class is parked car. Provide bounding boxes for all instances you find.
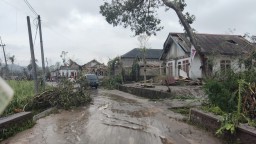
[85,74,99,89]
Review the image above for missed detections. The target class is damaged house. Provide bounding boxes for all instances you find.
[82,59,107,77]
[121,48,162,79]
[160,33,256,79]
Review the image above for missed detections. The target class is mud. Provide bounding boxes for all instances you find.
[2,89,222,144]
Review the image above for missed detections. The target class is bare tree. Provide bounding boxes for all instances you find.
[137,33,150,84]
[60,51,68,65]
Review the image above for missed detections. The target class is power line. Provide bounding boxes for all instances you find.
[1,0,30,16]
[33,24,39,47]
[23,0,38,16]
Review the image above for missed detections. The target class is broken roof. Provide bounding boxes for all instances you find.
[82,59,105,68]
[121,48,162,59]
[161,33,256,59]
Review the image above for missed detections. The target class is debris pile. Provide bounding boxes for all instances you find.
[25,81,91,111]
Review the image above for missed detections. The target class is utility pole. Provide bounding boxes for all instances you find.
[27,16,38,94]
[38,15,46,90]
[0,37,9,78]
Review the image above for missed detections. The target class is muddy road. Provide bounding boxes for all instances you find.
[2,89,221,144]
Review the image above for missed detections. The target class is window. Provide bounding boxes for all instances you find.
[168,63,173,76]
[182,60,190,74]
[220,60,231,72]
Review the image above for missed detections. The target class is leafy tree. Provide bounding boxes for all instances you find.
[8,55,15,76]
[8,55,15,64]
[100,0,206,74]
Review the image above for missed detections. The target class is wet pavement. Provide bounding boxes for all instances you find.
[2,89,222,144]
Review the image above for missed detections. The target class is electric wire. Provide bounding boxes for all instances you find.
[23,0,38,16]
[33,24,39,47]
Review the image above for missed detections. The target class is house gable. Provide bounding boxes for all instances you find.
[83,59,104,69]
[161,33,189,60]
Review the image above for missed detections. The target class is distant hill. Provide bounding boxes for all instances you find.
[0,64,26,73]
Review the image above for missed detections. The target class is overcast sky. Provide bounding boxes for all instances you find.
[0,0,255,66]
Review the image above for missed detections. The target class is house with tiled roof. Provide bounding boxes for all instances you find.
[160,33,256,79]
[58,59,81,79]
[121,48,163,79]
[82,59,107,76]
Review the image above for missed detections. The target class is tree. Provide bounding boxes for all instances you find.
[8,55,15,77]
[27,59,38,72]
[137,33,150,83]
[100,0,206,74]
[60,51,68,65]
[8,55,15,64]
[100,0,197,43]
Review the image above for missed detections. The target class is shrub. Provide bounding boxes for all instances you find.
[204,79,237,113]
[25,78,91,111]
[102,75,123,89]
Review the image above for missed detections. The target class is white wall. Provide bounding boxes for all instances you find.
[166,42,187,60]
[189,55,202,79]
[164,39,246,79]
[211,55,245,73]
[59,69,78,77]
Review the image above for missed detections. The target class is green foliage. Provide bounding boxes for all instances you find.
[202,106,225,116]
[26,78,91,110]
[100,0,195,36]
[169,107,190,116]
[102,75,123,90]
[130,58,140,81]
[216,113,239,136]
[204,79,237,113]
[100,0,163,36]
[2,81,35,116]
[108,57,121,76]
[0,120,35,142]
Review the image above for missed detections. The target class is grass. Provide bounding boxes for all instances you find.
[1,80,52,116]
[201,106,225,116]
[169,107,190,116]
[174,95,195,100]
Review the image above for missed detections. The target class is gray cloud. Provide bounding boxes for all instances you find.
[0,0,255,66]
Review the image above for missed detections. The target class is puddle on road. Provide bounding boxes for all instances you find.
[103,93,138,104]
[111,107,160,118]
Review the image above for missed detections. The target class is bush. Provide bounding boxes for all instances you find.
[204,69,256,113]
[204,70,240,113]
[102,75,123,89]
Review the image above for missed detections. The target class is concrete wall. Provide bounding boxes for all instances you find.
[139,67,160,76]
[121,58,134,68]
[190,108,256,143]
[210,55,245,73]
[118,85,173,99]
[122,58,162,76]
